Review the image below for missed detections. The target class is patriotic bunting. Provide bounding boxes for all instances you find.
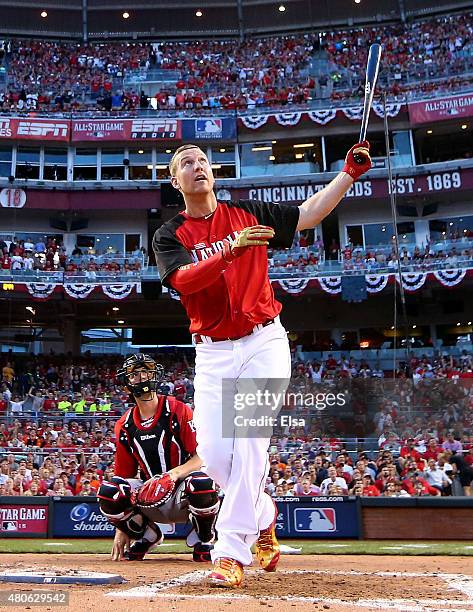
[397,273,427,291]
[366,274,390,293]
[239,104,403,130]
[25,283,56,299]
[102,284,135,300]
[64,284,94,299]
[275,112,302,126]
[240,115,269,129]
[433,269,467,287]
[307,109,337,125]
[318,277,342,294]
[278,279,310,294]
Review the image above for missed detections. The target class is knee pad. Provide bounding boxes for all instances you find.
[98,477,134,520]
[185,471,219,516]
[98,477,148,538]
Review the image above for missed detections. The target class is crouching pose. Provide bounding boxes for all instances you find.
[98,353,219,561]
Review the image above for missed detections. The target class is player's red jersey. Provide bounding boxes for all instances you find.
[153,200,299,338]
[114,395,197,480]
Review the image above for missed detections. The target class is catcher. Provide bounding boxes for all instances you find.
[97,353,219,562]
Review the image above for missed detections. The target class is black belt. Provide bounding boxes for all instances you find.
[193,318,275,344]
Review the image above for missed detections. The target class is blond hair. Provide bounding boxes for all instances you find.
[168,144,203,176]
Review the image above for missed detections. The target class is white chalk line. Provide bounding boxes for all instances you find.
[107,568,473,610]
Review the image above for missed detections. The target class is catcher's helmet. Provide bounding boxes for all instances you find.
[116,353,163,399]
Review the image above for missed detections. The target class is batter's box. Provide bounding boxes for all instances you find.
[108,569,473,610]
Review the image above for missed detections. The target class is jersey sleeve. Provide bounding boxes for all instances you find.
[152,224,193,288]
[238,200,300,249]
[176,401,198,456]
[113,419,139,479]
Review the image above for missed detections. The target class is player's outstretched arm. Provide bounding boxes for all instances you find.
[297,142,371,231]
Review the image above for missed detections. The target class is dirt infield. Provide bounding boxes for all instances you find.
[1,553,473,612]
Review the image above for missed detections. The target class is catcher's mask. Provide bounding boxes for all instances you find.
[116,353,163,400]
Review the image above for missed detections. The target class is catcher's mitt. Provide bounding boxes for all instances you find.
[132,473,176,509]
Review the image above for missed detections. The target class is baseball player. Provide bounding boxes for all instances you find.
[97,353,219,562]
[153,142,371,586]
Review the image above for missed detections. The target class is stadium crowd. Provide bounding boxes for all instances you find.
[0,236,145,277]
[0,11,471,112]
[0,348,472,497]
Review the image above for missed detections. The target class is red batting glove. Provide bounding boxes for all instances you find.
[342,141,372,181]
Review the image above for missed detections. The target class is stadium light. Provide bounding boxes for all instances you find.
[252,146,272,151]
[461,124,468,130]
[354,0,361,4]
[196,9,203,17]
[112,307,120,312]
[293,143,314,149]
[278,5,286,12]
[118,320,125,324]
[40,10,48,18]
[427,129,433,134]
[122,11,130,19]
[138,149,144,154]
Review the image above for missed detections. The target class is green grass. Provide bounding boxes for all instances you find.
[0,539,472,556]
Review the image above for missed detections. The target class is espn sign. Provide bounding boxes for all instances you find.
[0,117,70,141]
[17,119,69,140]
[130,118,181,140]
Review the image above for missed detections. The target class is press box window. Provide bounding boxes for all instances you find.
[128,148,152,180]
[15,146,40,180]
[210,146,235,179]
[0,146,12,178]
[73,148,98,181]
[44,147,67,181]
[101,148,125,180]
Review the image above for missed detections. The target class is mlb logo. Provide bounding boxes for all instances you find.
[196,119,222,137]
[294,508,336,533]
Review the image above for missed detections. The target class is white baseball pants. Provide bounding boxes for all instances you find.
[193,316,291,566]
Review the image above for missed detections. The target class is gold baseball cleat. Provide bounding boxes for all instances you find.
[209,557,244,587]
[255,514,280,572]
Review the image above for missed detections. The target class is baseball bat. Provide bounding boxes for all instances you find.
[354,43,382,164]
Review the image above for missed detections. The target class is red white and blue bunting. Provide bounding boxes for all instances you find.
[64,284,94,299]
[102,284,135,300]
[366,274,390,293]
[25,283,56,299]
[275,112,302,126]
[240,115,269,129]
[396,272,427,292]
[318,277,342,294]
[239,104,404,130]
[373,102,403,118]
[433,269,467,287]
[278,279,310,294]
[307,109,337,124]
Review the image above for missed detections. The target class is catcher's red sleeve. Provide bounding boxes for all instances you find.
[175,400,198,456]
[113,418,139,478]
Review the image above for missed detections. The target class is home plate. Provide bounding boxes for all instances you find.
[0,569,124,585]
[280,544,302,554]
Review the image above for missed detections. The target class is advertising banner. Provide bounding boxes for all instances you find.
[71,118,181,142]
[0,502,48,536]
[275,497,359,538]
[0,117,70,141]
[181,118,237,141]
[408,92,473,125]
[52,499,189,538]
